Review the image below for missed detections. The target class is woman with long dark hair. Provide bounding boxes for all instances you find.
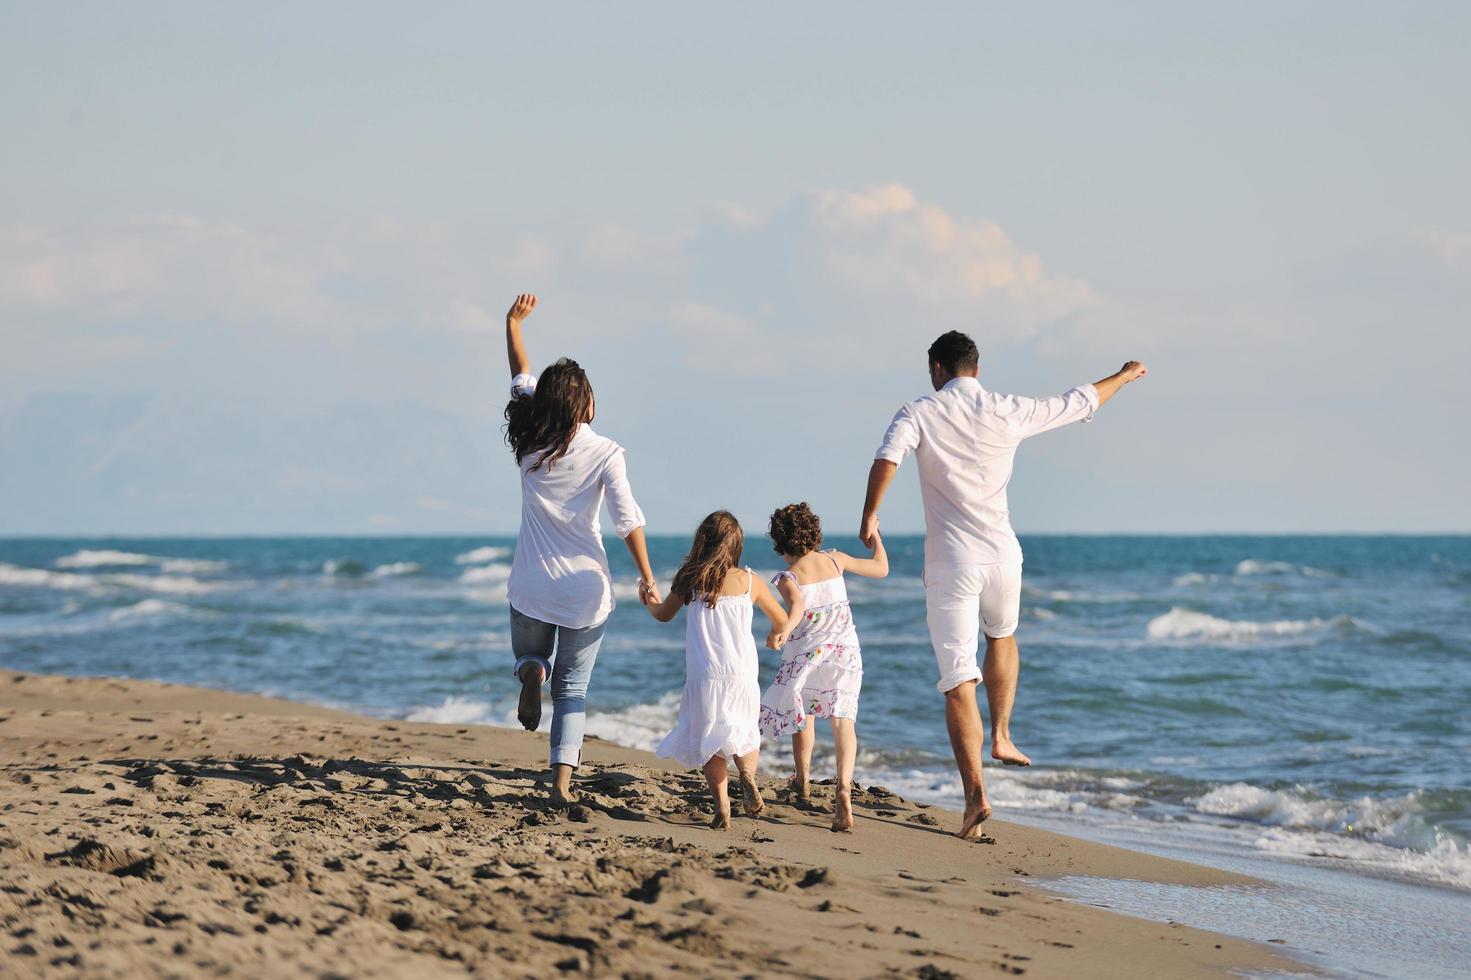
[502,293,659,806]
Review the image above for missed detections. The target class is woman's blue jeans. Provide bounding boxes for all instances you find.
[510,607,607,768]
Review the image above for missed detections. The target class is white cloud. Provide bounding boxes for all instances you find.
[645,183,1110,373]
[0,186,1114,387]
[0,215,546,339]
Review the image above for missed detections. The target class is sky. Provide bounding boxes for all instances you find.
[2,2,1469,536]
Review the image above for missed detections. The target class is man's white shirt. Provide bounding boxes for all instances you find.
[874,376,1099,568]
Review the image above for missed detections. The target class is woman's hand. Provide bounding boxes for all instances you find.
[505,293,536,376]
[507,293,537,324]
[638,579,662,606]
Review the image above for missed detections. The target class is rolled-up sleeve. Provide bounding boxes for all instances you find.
[1010,384,1099,439]
[510,373,537,400]
[875,404,921,463]
[600,448,646,538]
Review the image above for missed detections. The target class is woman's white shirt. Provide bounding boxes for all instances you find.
[506,373,646,629]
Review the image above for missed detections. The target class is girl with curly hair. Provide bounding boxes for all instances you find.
[760,502,888,831]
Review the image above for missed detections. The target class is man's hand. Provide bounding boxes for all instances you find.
[507,293,537,324]
[859,512,880,550]
[1093,360,1150,407]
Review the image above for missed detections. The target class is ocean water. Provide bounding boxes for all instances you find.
[2,535,1469,975]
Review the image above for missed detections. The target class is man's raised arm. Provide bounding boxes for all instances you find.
[1092,360,1148,407]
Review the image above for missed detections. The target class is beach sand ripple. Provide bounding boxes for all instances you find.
[0,671,1297,978]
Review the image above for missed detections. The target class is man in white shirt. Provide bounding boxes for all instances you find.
[861,330,1147,838]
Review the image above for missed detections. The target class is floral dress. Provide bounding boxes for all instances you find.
[758,552,862,737]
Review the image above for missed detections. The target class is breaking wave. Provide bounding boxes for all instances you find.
[369,562,422,578]
[1235,558,1333,578]
[54,550,228,574]
[455,546,511,565]
[1145,607,1363,642]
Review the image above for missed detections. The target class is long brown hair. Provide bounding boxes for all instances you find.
[672,510,745,608]
[504,358,594,472]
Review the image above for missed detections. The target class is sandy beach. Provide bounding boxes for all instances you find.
[0,671,1298,978]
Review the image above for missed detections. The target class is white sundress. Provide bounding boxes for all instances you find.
[758,551,863,737]
[656,569,763,769]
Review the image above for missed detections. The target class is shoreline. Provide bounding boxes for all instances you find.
[0,670,1302,978]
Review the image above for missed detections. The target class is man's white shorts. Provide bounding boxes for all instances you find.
[924,563,1023,694]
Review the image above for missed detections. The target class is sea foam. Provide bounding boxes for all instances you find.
[369,562,422,578]
[54,550,228,574]
[54,549,156,568]
[109,598,189,622]
[455,546,511,565]
[1235,558,1333,578]
[1145,607,1347,642]
[107,573,226,595]
[0,563,97,590]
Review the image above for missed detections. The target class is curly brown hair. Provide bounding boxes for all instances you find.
[769,502,822,557]
[672,511,745,608]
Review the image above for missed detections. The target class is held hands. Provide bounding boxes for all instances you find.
[1119,360,1148,383]
[859,513,880,550]
[766,630,789,650]
[507,293,538,324]
[638,579,662,606]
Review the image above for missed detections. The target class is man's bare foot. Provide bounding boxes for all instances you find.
[787,774,810,802]
[830,788,854,833]
[956,786,992,840]
[549,785,580,808]
[517,664,544,731]
[740,774,766,817]
[991,737,1031,767]
[709,807,731,831]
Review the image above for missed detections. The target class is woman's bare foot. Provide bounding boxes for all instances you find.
[991,736,1031,767]
[740,774,766,817]
[709,806,731,831]
[956,786,992,839]
[787,774,810,801]
[830,787,854,833]
[517,664,544,731]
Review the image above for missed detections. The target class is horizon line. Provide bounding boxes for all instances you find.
[2,531,1468,540]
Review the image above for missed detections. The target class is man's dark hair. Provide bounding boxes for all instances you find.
[927,331,979,376]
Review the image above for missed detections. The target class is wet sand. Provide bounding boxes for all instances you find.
[0,671,1301,977]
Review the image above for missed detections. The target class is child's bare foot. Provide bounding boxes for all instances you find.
[787,774,810,801]
[830,787,854,833]
[740,773,766,817]
[709,807,731,830]
[956,786,993,840]
[516,664,544,731]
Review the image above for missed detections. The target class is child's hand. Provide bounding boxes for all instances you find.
[506,293,537,324]
[766,630,788,650]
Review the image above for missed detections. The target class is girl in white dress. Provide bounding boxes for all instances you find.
[644,511,801,829]
[759,502,888,832]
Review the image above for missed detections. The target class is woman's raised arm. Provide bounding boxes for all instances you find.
[505,293,537,378]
